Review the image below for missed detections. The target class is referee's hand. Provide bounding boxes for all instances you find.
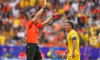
[43,2,47,8]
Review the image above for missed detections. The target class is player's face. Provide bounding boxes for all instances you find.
[65,23,71,32]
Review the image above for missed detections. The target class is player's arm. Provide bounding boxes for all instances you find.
[32,2,47,23]
[72,37,76,58]
[65,48,69,54]
[42,12,59,27]
[72,40,76,54]
[62,48,69,59]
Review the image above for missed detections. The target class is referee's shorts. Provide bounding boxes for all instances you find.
[26,43,42,60]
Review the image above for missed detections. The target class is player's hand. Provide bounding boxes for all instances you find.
[43,2,47,8]
[62,53,67,59]
[53,12,59,16]
[72,53,75,58]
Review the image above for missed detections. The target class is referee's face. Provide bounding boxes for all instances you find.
[65,23,71,32]
[36,18,40,24]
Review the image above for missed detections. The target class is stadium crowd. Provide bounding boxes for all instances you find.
[0,0,100,49]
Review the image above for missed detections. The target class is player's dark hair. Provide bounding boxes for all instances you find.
[66,22,74,29]
[30,15,35,19]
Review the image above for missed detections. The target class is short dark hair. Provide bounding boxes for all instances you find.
[30,15,35,19]
[66,22,74,29]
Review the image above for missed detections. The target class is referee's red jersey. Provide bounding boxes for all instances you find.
[26,20,42,44]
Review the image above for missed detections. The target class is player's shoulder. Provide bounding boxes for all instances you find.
[69,30,77,36]
[70,30,77,33]
[69,30,78,38]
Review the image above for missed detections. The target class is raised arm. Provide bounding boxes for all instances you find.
[42,12,59,27]
[32,2,47,23]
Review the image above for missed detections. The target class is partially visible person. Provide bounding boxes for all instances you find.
[93,36,100,47]
[2,48,8,57]
[62,22,80,60]
[18,49,26,59]
[26,1,59,60]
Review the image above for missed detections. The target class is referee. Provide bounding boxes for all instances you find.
[26,2,59,60]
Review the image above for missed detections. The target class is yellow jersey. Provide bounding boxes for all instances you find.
[67,30,80,56]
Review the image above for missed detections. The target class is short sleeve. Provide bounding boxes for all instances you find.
[26,20,34,29]
[37,23,42,29]
[71,32,77,40]
[27,20,33,26]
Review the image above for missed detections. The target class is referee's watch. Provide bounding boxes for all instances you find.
[52,15,55,17]
[42,6,45,9]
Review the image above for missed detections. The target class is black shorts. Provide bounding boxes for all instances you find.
[26,43,42,60]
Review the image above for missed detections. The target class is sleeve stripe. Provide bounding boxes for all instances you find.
[72,37,76,40]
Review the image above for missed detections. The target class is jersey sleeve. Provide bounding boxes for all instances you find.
[71,31,77,40]
[27,20,33,26]
[37,23,42,29]
[26,20,33,29]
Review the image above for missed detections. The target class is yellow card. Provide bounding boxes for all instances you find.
[44,0,46,3]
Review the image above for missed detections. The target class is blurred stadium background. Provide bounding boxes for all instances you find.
[0,0,100,60]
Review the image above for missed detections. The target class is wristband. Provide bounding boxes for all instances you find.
[52,15,55,17]
[42,6,45,9]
